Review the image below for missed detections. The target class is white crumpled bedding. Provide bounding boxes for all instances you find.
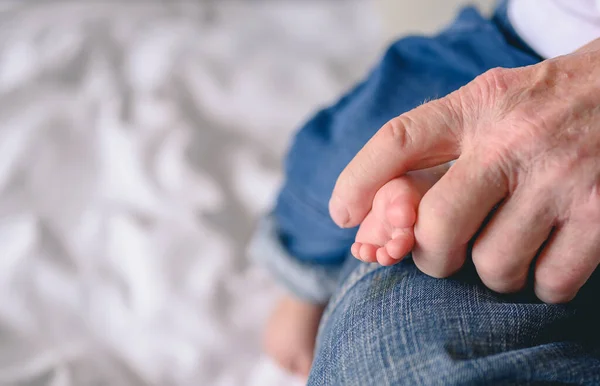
[0,2,380,385]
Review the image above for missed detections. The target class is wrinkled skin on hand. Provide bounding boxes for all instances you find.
[329,38,600,304]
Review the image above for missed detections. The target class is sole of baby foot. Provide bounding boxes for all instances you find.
[351,165,452,266]
[352,175,422,265]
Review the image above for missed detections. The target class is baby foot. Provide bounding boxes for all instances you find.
[352,165,448,266]
[263,295,325,379]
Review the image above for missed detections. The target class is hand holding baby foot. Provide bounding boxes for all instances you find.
[353,165,448,266]
[334,40,600,303]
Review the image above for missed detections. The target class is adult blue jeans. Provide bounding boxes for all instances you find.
[249,2,600,384]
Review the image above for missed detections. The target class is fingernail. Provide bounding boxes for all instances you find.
[329,195,349,227]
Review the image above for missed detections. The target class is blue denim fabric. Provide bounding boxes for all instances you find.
[249,3,541,303]
[309,258,600,385]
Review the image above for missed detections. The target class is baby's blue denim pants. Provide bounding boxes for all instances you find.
[249,2,600,384]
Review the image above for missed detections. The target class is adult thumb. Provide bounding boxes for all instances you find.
[329,93,465,228]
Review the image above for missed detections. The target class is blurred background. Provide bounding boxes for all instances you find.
[0,1,492,385]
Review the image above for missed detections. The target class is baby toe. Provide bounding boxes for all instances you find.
[376,246,398,266]
[386,229,414,261]
[359,243,378,263]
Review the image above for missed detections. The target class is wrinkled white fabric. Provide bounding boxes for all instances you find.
[509,0,600,58]
[0,2,380,385]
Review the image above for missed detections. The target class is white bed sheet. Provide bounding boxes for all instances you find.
[0,2,381,385]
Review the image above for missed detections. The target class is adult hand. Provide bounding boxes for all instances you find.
[329,38,600,303]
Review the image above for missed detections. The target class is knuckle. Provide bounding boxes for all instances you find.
[472,67,512,102]
[481,67,511,89]
[535,272,577,304]
[529,59,561,92]
[471,251,498,280]
[382,115,414,150]
[472,252,525,293]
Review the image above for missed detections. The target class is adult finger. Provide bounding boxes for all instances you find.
[534,221,600,304]
[412,154,508,278]
[471,187,555,293]
[329,95,463,228]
